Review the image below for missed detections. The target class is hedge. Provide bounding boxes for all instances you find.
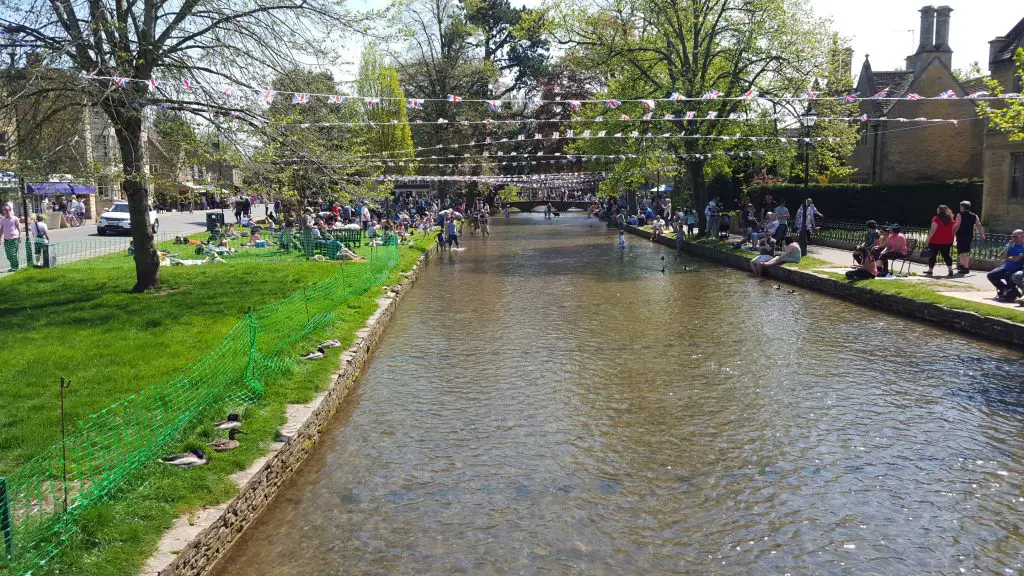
[746,181,983,227]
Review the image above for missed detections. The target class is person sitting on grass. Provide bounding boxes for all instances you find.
[987,229,1024,302]
[750,235,800,275]
[877,224,908,277]
[651,216,664,242]
[846,246,877,280]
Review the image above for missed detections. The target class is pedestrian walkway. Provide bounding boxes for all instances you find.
[803,243,1023,311]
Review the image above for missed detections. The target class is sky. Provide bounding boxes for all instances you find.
[339,0,1018,84]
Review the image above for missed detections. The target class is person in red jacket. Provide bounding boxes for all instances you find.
[924,205,955,277]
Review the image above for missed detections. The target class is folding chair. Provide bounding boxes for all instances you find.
[893,239,917,276]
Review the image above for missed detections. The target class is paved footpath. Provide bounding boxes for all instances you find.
[802,243,1024,312]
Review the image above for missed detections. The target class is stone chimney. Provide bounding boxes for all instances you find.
[934,6,952,51]
[989,37,1007,70]
[918,6,936,51]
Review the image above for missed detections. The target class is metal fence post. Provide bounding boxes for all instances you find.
[1,476,12,559]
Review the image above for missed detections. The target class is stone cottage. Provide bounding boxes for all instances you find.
[981,17,1024,232]
[850,6,985,184]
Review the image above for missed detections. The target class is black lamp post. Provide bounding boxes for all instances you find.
[798,109,817,256]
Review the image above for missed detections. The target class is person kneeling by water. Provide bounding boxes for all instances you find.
[845,246,877,280]
[749,235,800,275]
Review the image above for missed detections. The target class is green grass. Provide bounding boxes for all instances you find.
[0,230,435,576]
[818,271,1024,324]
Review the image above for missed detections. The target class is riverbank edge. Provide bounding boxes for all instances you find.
[143,247,434,576]
[614,222,1024,348]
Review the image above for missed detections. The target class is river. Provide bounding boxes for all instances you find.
[213,213,1024,575]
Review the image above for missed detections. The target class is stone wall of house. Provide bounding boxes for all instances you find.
[982,131,1024,232]
[151,251,432,576]
[879,64,983,183]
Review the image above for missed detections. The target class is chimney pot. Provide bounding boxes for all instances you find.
[934,6,952,51]
[918,6,936,51]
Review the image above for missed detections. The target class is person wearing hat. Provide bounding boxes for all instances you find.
[877,223,908,277]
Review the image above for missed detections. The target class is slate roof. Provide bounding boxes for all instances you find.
[865,71,914,115]
[992,17,1024,63]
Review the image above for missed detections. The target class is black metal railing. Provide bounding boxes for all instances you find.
[810,219,1013,262]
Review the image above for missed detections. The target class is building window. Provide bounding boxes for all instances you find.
[95,135,109,159]
[1012,153,1024,200]
[0,131,8,159]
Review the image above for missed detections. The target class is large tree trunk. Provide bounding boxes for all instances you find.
[107,103,160,292]
[686,158,709,236]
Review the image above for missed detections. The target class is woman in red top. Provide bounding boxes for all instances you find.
[924,204,955,276]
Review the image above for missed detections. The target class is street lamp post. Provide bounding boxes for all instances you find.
[798,109,817,256]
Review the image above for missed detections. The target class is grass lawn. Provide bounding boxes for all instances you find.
[0,231,434,576]
[818,271,1024,324]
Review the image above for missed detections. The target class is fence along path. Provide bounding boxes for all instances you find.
[0,245,401,576]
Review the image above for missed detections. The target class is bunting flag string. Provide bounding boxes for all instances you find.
[302,149,768,168]
[81,74,1022,104]
[288,113,971,129]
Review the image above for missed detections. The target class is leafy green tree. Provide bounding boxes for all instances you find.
[554,0,845,232]
[980,48,1024,141]
[357,45,416,175]
[1,0,373,291]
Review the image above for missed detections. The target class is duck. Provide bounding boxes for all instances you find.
[159,449,208,468]
[787,289,797,294]
[319,339,342,349]
[303,347,326,360]
[773,284,781,290]
[213,413,242,430]
[209,429,247,452]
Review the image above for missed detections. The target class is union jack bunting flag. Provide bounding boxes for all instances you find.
[534,133,543,139]
[859,114,869,123]
[706,111,718,119]
[329,95,345,105]
[147,79,159,92]
[903,93,921,100]
[262,90,276,104]
[801,91,818,100]
[447,94,462,102]
[582,130,592,137]
[597,130,607,137]
[517,134,525,140]
[663,114,675,120]
[702,89,721,99]
[594,115,604,122]
[551,132,560,139]
[936,90,957,99]
[966,91,990,99]
[641,99,656,110]
[629,131,639,137]
[604,99,621,109]
[841,92,860,103]
[566,130,574,138]
[414,119,423,124]
[365,97,380,106]
[404,98,421,108]
[568,100,581,110]
[669,92,685,101]
[181,79,193,90]
[435,117,447,123]
[292,93,310,104]
[619,114,630,121]
[487,100,501,112]
[869,90,887,99]
[642,113,653,120]
[740,89,756,100]
[114,77,128,88]
[222,86,234,96]
[685,111,696,120]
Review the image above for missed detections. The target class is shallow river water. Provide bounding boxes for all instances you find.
[214,213,1024,575]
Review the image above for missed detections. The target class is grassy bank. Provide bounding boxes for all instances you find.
[0,232,434,576]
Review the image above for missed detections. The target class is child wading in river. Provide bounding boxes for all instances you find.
[618,230,627,250]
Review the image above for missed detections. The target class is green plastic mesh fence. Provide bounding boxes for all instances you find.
[0,245,400,575]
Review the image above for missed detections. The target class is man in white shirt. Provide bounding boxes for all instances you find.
[32,214,50,267]
[359,203,371,231]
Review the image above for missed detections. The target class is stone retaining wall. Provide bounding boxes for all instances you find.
[616,223,1024,348]
[148,249,433,576]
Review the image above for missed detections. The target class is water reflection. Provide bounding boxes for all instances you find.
[214,213,1024,575]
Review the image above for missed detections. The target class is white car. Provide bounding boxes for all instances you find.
[97,201,159,235]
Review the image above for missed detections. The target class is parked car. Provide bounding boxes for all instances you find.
[97,201,159,235]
